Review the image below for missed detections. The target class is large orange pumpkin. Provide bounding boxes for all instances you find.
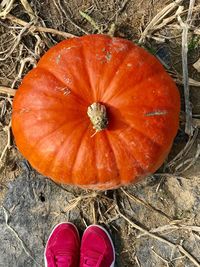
[12,34,180,190]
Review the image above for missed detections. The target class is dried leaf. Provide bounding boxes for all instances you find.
[193,58,200,72]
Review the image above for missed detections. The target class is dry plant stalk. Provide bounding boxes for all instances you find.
[142,222,200,235]
[62,192,98,213]
[139,0,183,43]
[0,121,11,164]
[153,5,184,31]
[193,58,200,72]
[52,0,89,35]
[79,11,103,34]
[0,0,15,18]
[175,144,200,173]
[170,70,200,87]
[4,14,77,39]
[11,57,37,88]
[116,206,200,267]
[121,188,171,220]
[0,86,16,96]
[0,21,34,62]
[20,0,35,20]
[151,249,170,267]
[178,0,196,136]
[166,127,199,171]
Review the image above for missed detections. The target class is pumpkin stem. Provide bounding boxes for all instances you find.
[87,102,108,134]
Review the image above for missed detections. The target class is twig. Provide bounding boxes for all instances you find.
[152,173,187,180]
[97,200,105,223]
[175,76,200,87]
[0,86,16,96]
[166,127,198,169]
[20,0,35,20]
[2,206,40,266]
[193,118,200,128]
[0,0,15,18]
[55,3,89,35]
[116,206,200,267]
[153,5,184,31]
[4,14,77,39]
[134,255,141,267]
[175,144,200,173]
[52,0,64,24]
[169,70,200,87]
[117,206,175,246]
[139,0,183,43]
[0,121,11,164]
[11,57,36,88]
[107,23,116,37]
[62,192,98,213]
[104,203,116,215]
[91,200,97,224]
[107,0,129,23]
[55,0,89,38]
[151,249,170,267]
[20,0,52,48]
[178,0,196,136]
[0,21,33,62]
[79,11,103,33]
[139,223,200,236]
[120,188,171,220]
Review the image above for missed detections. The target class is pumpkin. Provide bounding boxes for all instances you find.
[12,34,180,190]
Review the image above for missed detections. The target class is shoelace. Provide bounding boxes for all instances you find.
[47,249,75,267]
[55,254,73,267]
[81,253,103,267]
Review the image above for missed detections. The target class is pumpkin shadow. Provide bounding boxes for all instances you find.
[105,104,129,132]
[101,189,137,266]
[111,221,135,267]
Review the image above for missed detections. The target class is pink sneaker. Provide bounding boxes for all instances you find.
[44,222,80,267]
[80,225,115,267]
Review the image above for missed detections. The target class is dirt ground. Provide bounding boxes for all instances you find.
[1,0,200,266]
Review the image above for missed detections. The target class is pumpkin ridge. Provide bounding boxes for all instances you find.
[26,120,70,160]
[101,46,138,102]
[123,119,176,147]
[90,36,135,101]
[104,131,121,184]
[112,130,147,174]
[115,123,166,172]
[42,121,89,183]
[127,104,178,145]
[36,66,88,106]
[105,64,164,104]
[37,134,70,178]
[80,37,96,101]
[93,37,113,100]
[79,38,96,101]
[13,123,66,173]
[37,38,94,103]
[68,124,91,185]
[15,108,69,113]
[124,121,162,149]
[92,134,98,186]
